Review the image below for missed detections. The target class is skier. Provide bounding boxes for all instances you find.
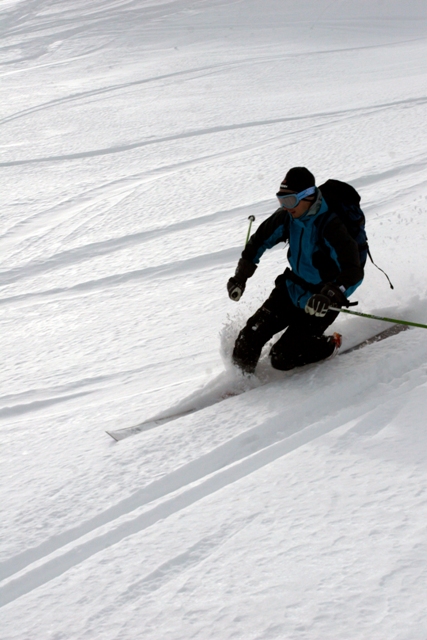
[227,167,364,374]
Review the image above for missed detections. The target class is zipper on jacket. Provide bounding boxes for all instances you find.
[295,225,304,274]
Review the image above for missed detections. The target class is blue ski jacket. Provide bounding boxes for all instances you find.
[241,190,364,308]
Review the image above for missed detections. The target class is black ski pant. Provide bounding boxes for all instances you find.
[232,283,339,373]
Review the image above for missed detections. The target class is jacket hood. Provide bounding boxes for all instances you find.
[301,187,323,219]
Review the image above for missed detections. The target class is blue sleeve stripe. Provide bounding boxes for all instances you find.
[323,237,339,267]
[254,225,285,264]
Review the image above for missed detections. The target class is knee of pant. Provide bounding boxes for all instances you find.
[232,335,260,374]
[245,306,277,343]
[270,346,297,371]
[234,332,258,355]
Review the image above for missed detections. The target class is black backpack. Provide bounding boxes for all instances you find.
[318,179,368,267]
[318,179,393,288]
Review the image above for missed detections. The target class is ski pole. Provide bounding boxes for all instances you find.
[330,306,427,330]
[245,215,255,246]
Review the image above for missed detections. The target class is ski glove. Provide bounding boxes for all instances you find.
[227,276,246,301]
[305,283,348,317]
[227,258,257,302]
[304,293,330,317]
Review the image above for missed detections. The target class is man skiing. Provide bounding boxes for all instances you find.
[227,167,364,374]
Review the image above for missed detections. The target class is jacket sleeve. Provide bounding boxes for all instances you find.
[322,215,364,288]
[241,208,289,265]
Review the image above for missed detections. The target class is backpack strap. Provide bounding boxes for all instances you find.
[367,247,394,290]
[315,207,336,242]
[282,267,321,293]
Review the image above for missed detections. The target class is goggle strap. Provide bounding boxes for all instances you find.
[297,186,316,199]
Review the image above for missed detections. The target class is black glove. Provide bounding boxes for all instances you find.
[304,293,330,317]
[305,283,348,317]
[321,283,349,307]
[227,258,257,302]
[227,276,246,301]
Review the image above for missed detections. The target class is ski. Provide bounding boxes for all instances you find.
[344,322,409,353]
[106,323,409,442]
[106,409,197,441]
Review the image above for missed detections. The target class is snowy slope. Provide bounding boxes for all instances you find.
[1,0,427,637]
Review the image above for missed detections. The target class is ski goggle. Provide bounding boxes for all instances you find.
[276,186,316,209]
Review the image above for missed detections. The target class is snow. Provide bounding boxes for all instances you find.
[1,0,427,637]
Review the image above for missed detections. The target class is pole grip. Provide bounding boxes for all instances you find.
[245,215,256,246]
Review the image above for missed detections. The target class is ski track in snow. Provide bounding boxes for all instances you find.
[1,328,427,608]
[2,97,427,168]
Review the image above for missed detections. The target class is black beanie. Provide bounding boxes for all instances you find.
[279,167,315,193]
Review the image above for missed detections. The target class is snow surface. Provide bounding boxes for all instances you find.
[1,0,427,637]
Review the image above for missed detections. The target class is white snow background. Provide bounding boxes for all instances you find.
[1,0,427,638]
